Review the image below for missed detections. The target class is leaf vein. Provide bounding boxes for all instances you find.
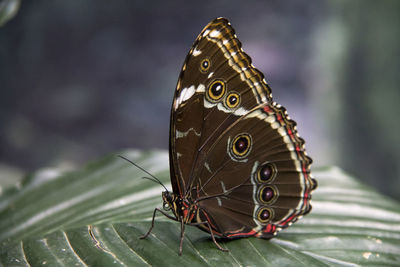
[110,224,151,266]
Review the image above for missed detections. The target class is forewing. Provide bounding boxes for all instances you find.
[169,18,273,195]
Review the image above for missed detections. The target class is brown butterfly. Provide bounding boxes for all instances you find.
[140,17,316,255]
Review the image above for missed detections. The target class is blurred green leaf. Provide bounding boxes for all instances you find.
[0,150,399,266]
[0,0,20,26]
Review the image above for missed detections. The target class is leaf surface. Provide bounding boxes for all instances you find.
[1,150,399,266]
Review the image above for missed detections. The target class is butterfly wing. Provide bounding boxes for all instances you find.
[169,17,316,238]
[170,17,272,195]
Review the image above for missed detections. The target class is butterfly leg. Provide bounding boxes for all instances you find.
[179,219,185,256]
[190,221,228,252]
[140,208,177,239]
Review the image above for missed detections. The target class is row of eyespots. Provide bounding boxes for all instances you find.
[255,163,278,223]
[200,58,240,110]
[229,141,278,223]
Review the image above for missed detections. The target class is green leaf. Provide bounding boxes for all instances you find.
[0,150,399,266]
[0,0,20,27]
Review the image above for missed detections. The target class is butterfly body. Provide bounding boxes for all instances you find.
[141,17,317,255]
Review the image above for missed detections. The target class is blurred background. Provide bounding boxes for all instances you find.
[0,0,399,200]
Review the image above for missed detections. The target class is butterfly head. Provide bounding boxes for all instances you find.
[161,191,176,212]
[162,191,198,223]
[161,191,183,220]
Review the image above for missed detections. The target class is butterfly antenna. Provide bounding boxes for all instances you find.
[141,176,169,192]
[118,155,169,192]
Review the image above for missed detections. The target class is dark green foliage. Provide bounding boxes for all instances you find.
[0,150,399,266]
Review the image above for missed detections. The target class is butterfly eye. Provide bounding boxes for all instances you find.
[230,133,252,159]
[257,163,277,183]
[225,92,240,108]
[207,80,226,101]
[257,207,274,223]
[163,202,171,211]
[258,185,278,204]
[200,58,210,72]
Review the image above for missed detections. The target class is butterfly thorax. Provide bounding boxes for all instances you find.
[162,191,198,224]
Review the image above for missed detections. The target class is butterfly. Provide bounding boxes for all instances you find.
[140,17,317,255]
